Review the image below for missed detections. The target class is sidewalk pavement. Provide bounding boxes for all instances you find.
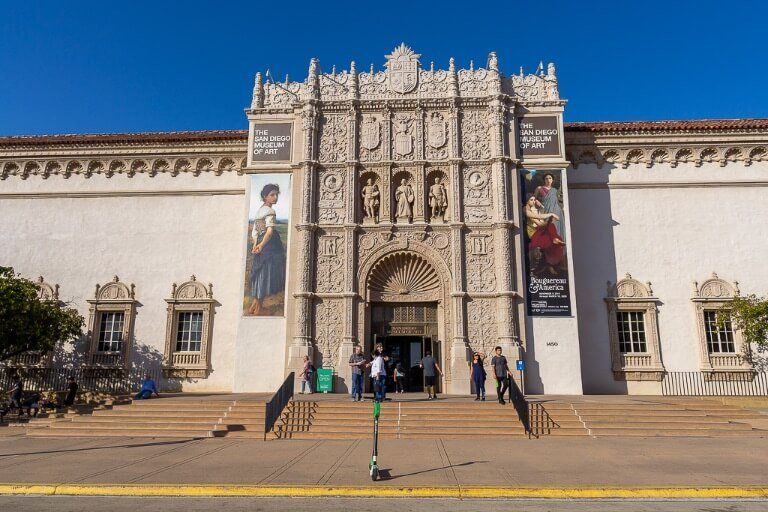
[0,432,767,497]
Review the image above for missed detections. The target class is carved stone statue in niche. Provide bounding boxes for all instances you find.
[428,177,448,222]
[395,179,415,223]
[361,178,380,223]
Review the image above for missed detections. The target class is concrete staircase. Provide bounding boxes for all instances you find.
[536,398,768,438]
[274,399,528,439]
[26,398,268,438]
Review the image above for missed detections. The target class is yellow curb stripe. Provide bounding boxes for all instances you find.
[0,484,767,499]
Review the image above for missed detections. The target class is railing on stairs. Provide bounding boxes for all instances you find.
[264,372,294,441]
[508,377,531,437]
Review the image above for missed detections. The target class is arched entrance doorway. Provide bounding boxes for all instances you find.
[360,250,450,393]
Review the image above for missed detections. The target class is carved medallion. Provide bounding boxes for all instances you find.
[386,43,420,94]
[427,112,448,149]
[361,117,380,150]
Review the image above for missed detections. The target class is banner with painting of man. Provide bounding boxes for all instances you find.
[519,169,572,316]
[243,174,291,317]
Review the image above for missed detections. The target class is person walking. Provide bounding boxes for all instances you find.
[300,355,314,394]
[419,350,443,400]
[134,374,160,400]
[63,376,78,407]
[470,352,487,401]
[490,346,513,405]
[348,346,367,401]
[8,374,23,410]
[394,361,407,394]
[371,350,387,402]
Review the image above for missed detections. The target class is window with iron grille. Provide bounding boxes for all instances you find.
[616,311,647,353]
[704,310,735,353]
[176,311,203,352]
[97,312,124,352]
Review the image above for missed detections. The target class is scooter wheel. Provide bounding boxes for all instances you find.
[370,466,379,481]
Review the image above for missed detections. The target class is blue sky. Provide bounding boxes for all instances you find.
[1,1,765,136]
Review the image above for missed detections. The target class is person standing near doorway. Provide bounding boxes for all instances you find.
[371,349,387,402]
[300,355,314,394]
[491,346,513,405]
[419,350,442,400]
[348,346,367,402]
[470,352,487,401]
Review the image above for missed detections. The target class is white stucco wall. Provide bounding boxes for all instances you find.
[568,160,768,394]
[0,172,250,391]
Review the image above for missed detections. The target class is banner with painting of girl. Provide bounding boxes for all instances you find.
[519,169,572,316]
[244,174,291,317]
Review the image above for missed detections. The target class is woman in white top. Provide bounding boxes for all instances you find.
[248,184,286,315]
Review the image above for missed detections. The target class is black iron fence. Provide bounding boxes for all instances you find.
[265,371,294,440]
[0,366,163,395]
[662,371,768,396]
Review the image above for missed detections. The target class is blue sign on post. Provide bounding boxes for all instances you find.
[516,360,525,371]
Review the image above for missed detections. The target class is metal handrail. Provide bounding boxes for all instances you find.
[264,371,294,440]
[508,377,530,436]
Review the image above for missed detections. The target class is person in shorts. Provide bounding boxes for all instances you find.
[419,351,443,400]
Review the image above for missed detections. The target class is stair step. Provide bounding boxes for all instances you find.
[73,415,223,423]
[588,428,767,437]
[27,428,215,438]
[585,421,753,430]
[52,421,222,430]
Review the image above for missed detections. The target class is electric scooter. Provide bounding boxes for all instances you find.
[369,400,381,481]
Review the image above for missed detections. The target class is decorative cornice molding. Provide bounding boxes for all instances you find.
[569,180,768,190]
[0,189,245,199]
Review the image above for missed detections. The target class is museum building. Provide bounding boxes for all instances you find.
[1,45,767,396]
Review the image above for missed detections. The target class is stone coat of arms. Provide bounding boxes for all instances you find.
[361,117,380,150]
[427,112,448,149]
[386,43,420,94]
[393,116,413,156]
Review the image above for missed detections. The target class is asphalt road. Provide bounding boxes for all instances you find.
[1,496,767,512]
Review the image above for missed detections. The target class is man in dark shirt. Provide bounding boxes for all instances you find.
[419,350,443,400]
[64,377,78,407]
[8,375,23,408]
[490,346,512,405]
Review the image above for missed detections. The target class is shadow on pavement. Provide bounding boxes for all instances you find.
[378,460,485,480]
[0,438,196,458]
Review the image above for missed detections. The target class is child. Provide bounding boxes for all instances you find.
[394,361,407,394]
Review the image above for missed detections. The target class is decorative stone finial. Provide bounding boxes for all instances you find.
[547,62,556,78]
[487,52,498,71]
[308,58,320,98]
[646,281,654,295]
[349,61,359,99]
[537,61,544,76]
[251,72,264,109]
[448,58,458,96]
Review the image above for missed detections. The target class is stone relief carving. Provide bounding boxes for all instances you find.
[36,276,59,301]
[461,110,491,160]
[316,233,345,293]
[318,168,345,225]
[466,233,496,292]
[425,111,449,160]
[467,299,498,359]
[367,252,440,302]
[319,114,348,162]
[359,115,382,161]
[392,114,415,159]
[314,299,344,365]
[386,43,420,94]
[463,165,493,222]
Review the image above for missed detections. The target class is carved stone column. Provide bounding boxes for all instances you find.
[337,102,359,393]
[288,104,319,384]
[449,152,470,394]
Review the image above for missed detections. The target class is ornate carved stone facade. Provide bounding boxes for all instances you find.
[245,44,541,393]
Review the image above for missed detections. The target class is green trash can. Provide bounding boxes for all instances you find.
[316,366,334,393]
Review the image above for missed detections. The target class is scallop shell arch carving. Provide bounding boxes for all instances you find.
[367,252,440,301]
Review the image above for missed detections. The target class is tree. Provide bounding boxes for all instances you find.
[719,294,768,371]
[0,267,84,362]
